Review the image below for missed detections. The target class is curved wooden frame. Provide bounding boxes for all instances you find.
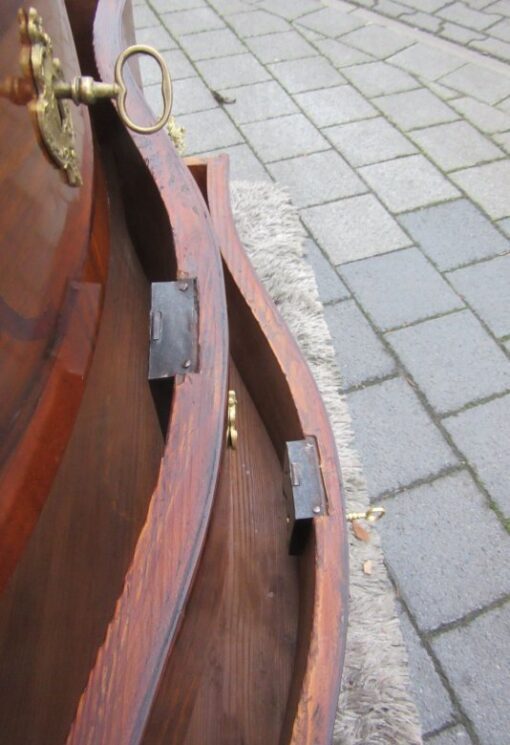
[66,1,229,742]
[198,154,349,745]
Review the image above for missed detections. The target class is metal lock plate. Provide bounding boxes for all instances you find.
[148,280,198,380]
[283,437,327,555]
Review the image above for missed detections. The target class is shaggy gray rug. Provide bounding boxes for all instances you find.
[230,181,423,745]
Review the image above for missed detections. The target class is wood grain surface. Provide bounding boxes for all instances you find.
[142,360,300,745]
[193,155,350,745]
[65,1,230,743]
[0,152,164,745]
[0,0,96,588]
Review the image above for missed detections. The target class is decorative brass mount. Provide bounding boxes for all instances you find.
[346,506,385,523]
[226,390,238,450]
[2,7,173,186]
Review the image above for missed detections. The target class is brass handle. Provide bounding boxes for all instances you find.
[55,45,173,135]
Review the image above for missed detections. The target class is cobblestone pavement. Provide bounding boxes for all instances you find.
[135,1,510,742]
[348,0,510,65]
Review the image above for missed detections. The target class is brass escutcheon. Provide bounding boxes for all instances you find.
[6,7,173,185]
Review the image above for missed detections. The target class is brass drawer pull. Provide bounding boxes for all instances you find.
[4,7,173,185]
[226,390,238,450]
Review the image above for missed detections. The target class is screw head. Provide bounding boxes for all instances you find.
[182,359,191,369]
[179,282,189,292]
[313,505,321,515]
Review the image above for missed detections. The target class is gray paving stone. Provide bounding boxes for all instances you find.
[493,130,510,153]
[245,30,315,64]
[340,61,418,97]
[193,143,269,181]
[443,393,510,517]
[432,603,510,745]
[219,80,297,124]
[141,52,193,86]
[426,725,473,745]
[296,85,377,127]
[397,608,454,734]
[133,4,158,29]
[207,0,248,13]
[302,194,411,264]
[409,120,504,171]
[464,0,499,8]
[227,9,289,37]
[386,310,510,414]
[377,0,413,18]
[498,216,510,237]
[388,42,464,81]
[373,88,458,130]
[489,0,510,15]
[470,36,510,61]
[144,83,165,118]
[400,10,444,31]
[381,471,510,631]
[324,300,396,388]
[195,53,270,89]
[178,28,245,60]
[447,255,510,337]
[450,96,510,133]
[162,49,196,80]
[135,25,176,50]
[303,239,351,304]
[398,199,510,271]
[298,26,325,43]
[178,107,242,154]
[450,160,510,220]
[340,248,463,331]
[268,56,344,93]
[241,113,328,162]
[326,116,417,166]
[152,0,206,9]
[438,1,502,29]
[441,21,486,43]
[491,16,510,41]
[297,7,363,37]
[426,81,461,101]
[170,77,217,115]
[397,0,448,11]
[267,150,366,208]
[440,63,510,105]
[340,25,415,58]
[359,155,460,213]
[316,38,374,67]
[161,7,225,35]
[257,0,323,20]
[498,95,510,113]
[347,378,457,498]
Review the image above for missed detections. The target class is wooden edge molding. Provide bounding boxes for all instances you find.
[66,2,229,743]
[199,153,349,745]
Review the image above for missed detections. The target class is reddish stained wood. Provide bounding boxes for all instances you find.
[66,1,229,743]
[0,0,96,588]
[192,154,349,745]
[0,154,164,745]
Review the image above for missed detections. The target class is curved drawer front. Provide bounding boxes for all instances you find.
[0,0,98,586]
